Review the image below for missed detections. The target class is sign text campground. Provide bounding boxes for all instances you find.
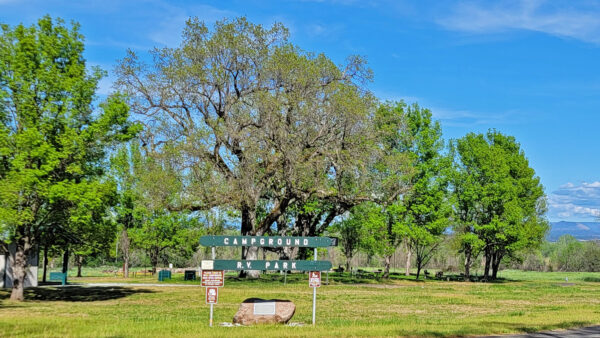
[200,235,336,248]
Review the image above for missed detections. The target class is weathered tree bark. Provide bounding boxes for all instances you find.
[10,234,33,301]
[464,249,472,281]
[76,255,83,277]
[150,247,159,275]
[42,245,48,283]
[239,204,262,278]
[120,229,130,278]
[491,252,502,279]
[345,255,352,273]
[405,245,412,276]
[383,255,392,278]
[62,247,69,274]
[483,249,491,281]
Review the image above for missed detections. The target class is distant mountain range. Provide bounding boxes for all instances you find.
[548,221,600,241]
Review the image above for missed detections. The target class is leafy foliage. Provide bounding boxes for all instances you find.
[451,130,548,279]
[0,16,138,299]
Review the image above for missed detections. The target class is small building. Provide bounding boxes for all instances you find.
[0,243,38,288]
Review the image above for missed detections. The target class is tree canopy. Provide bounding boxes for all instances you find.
[451,130,548,280]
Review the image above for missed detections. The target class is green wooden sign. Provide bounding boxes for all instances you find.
[199,235,337,248]
[201,259,332,271]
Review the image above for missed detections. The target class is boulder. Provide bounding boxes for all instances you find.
[233,298,295,325]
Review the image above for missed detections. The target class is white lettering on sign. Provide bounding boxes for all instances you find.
[292,262,297,269]
[242,238,248,245]
[260,238,265,245]
[285,238,291,245]
[303,239,308,245]
[233,238,238,245]
[224,238,229,245]
[246,261,252,269]
[277,239,282,245]
[283,262,288,269]
[294,239,300,245]
[274,262,279,269]
[237,262,242,269]
[309,271,321,287]
[201,260,214,270]
[265,262,271,269]
[206,287,218,304]
[268,238,273,245]
[251,238,256,245]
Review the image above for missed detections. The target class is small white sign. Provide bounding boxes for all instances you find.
[201,260,214,270]
[253,302,276,315]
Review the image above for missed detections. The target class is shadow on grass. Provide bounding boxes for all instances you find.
[0,286,155,302]
[223,271,523,286]
[484,320,592,335]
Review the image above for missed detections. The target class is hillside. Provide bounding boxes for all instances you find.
[549,221,600,241]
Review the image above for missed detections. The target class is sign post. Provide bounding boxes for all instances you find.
[200,248,224,327]
[310,248,321,325]
[199,235,337,327]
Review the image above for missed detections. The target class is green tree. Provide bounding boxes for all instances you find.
[0,17,137,300]
[392,103,451,280]
[115,17,374,277]
[451,130,548,280]
[331,203,386,272]
[552,235,584,271]
[130,212,200,273]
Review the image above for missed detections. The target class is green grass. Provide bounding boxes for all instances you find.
[2,269,599,337]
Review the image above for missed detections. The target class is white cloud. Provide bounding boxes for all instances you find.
[576,223,591,231]
[437,0,600,44]
[549,181,600,220]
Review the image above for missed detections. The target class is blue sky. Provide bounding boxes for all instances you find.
[1,0,599,222]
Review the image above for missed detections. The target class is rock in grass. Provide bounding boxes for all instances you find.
[233,298,295,325]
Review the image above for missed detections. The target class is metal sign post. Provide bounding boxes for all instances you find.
[309,249,322,325]
[199,235,337,327]
[205,247,217,327]
[313,248,317,325]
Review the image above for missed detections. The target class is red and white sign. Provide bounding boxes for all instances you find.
[201,270,224,287]
[206,287,218,304]
[309,271,321,287]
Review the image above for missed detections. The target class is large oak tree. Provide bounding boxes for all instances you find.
[115,17,376,277]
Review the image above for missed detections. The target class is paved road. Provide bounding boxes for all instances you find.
[484,325,600,338]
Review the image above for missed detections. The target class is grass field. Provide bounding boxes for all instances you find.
[1,270,599,337]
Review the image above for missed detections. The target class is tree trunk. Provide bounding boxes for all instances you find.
[405,245,412,276]
[120,229,130,278]
[491,253,502,279]
[383,255,391,279]
[10,235,32,301]
[345,254,353,273]
[76,255,83,277]
[150,247,159,275]
[483,250,491,281]
[416,265,422,280]
[42,245,48,283]
[62,247,69,274]
[464,249,472,281]
[244,246,260,279]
